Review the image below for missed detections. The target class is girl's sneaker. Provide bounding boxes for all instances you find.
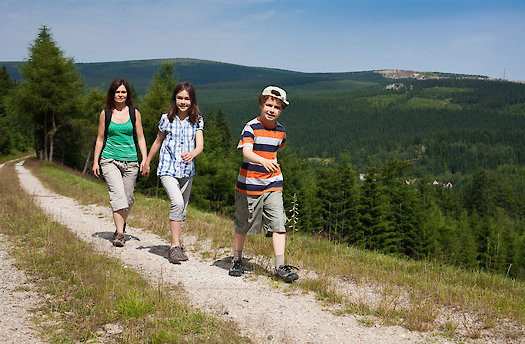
[113,223,126,240]
[168,246,188,264]
[113,233,125,247]
[274,265,299,283]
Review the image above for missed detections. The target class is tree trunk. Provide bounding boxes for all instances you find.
[43,114,48,161]
[83,137,95,174]
[48,112,56,162]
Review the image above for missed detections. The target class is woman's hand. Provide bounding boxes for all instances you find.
[92,162,100,177]
[141,161,150,176]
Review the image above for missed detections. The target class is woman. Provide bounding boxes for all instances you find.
[93,78,147,247]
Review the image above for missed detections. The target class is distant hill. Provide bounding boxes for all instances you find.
[1,58,491,94]
[1,58,377,93]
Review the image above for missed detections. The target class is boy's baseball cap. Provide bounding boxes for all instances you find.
[261,86,289,106]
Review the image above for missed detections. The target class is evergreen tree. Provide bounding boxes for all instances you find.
[335,160,360,241]
[279,149,321,233]
[379,160,415,255]
[358,166,388,250]
[455,210,478,269]
[9,26,84,162]
[464,169,492,217]
[315,160,360,241]
[422,201,448,260]
[80,88,105,173]
[140,62,177,144]
[514,226,525,279]
[317,166,341,239]
[0,66,16,155]
[192,110,239,212]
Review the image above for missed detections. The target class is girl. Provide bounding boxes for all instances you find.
[142,82,204,263]
[93,78,148,247]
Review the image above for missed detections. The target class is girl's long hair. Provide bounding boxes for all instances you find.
[105,78,135,111]
[167,81,201,124]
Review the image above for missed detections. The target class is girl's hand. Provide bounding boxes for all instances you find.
[181,151,196,163]
[141,161,150,176]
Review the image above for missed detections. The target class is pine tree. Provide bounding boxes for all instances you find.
[379,160,414,254]
[140,62,178,144]
[317,166,340,239]
[279,149,320,234]
[0,66,16,155]
[358,166,388,250]
[10,26,84,162]
[464,169,492,218]
[455,210,478,269]
[514,226,525,279]
[192,110,239,212]
[335,160,360,241]
[80,88,105,173]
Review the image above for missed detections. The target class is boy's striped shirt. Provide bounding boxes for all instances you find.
[235,117,286,195]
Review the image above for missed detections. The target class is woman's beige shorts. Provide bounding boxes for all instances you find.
[100,158,139,212]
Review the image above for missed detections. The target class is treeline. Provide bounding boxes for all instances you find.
[1,26,523,280]
[266,80,525,174]
[189,114,524,279]
[280,156,525,279]
[197,77,525,200]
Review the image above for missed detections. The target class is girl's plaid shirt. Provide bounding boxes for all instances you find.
[156,113,204,178]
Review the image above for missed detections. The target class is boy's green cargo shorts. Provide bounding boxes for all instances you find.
[234,190,287,237]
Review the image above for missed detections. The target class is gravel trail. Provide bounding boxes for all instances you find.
[4,161,445,343]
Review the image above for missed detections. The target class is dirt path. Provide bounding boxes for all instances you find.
[12,161,443,344]
[0,160,46,343]
[0,233,46,344]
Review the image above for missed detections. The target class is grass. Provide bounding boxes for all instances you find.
[0,149,34,164]
[20,158,525,342]
[0,161,249,343]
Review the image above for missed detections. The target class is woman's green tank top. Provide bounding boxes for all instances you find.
[101,119,137,161]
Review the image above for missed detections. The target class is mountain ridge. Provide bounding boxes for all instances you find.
[1,57,509,94]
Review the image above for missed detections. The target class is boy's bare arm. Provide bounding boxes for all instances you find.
[242,145,279,173]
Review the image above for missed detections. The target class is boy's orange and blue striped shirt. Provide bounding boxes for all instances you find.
[235,117,286,196]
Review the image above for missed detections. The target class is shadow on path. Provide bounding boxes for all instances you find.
[213,256,266,274]
[92,231,140,244]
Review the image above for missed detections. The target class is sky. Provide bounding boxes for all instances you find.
[1,0,525,81]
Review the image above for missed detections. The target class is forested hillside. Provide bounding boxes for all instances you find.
[1,28,523,280]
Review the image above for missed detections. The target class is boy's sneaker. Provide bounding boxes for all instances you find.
[229,259,244,277]
[168,246,188,264]
[113,233,125,247]
[274,265,299,283]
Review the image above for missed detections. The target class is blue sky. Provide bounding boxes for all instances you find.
[1,0,525,81]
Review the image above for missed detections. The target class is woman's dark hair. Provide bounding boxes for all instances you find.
[105,78,134,110]
[167,81,201,124]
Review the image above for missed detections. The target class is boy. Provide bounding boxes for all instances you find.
[229,85,299,283]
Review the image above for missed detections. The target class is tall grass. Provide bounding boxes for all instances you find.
[0,150,34,164]
[0,161,249,343]
[23,158,525,342]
